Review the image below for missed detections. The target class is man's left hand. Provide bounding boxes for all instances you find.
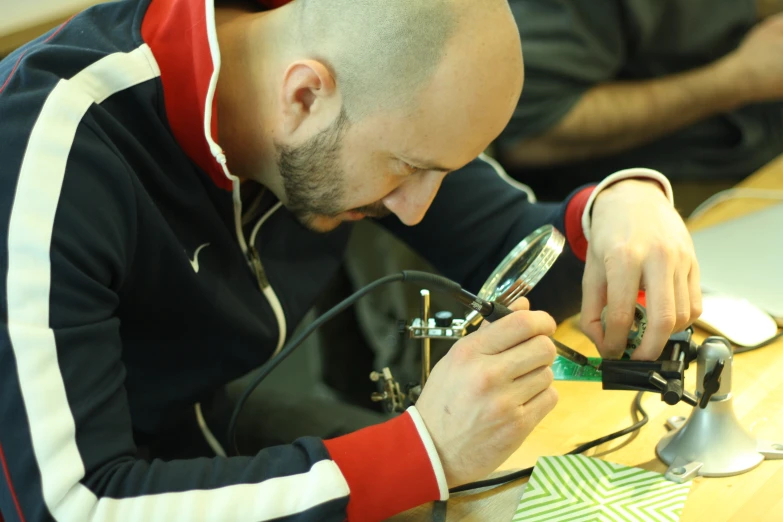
[580,179,703,360]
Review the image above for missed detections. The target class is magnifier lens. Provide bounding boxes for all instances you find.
[478,225,566,306]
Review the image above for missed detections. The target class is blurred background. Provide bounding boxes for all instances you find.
[3,0,782,421]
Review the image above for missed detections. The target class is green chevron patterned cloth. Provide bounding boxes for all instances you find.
[513,455,692,521]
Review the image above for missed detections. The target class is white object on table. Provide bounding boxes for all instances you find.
[695,294,779,347]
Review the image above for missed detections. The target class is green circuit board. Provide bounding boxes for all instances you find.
[552,355,603,382]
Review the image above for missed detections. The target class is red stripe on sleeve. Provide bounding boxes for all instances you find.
[565,187,595,262]
[324,412,441,521]
[0,442,25,522]
[0,16,75,96]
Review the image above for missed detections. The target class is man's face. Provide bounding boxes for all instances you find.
[274,109,393,232]
[276,77,521,233]
[274,10,524,233]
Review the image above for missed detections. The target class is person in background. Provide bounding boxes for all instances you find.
[0,0,700,520]
[495,0,783,211]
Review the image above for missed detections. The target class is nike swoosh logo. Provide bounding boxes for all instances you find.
[188,243,211,273]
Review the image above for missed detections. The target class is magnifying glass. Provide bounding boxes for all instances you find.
[468,224,593,367]
[464,224,566,327]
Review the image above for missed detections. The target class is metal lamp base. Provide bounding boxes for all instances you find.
[656,336,783,482]
[656,396,783,482]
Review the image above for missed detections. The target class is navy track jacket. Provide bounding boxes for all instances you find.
[0,0,594,520]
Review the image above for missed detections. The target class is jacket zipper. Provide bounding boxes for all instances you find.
[248,246,270,290]
[202,7,286,356]
[217,163,288,357]
[245,202,288,356]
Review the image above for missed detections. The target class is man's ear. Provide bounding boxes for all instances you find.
[279,59,339,136]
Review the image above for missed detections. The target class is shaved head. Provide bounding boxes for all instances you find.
[291,0,499,119]
[216,0,523,231]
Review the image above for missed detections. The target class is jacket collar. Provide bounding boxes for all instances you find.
[141,0,286,190]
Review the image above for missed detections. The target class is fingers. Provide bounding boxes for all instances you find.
[634,248,676,360]
[512,365,555,405]
[672,267,691,333]
[470,310,556,356]
[514,386,559,440]
[497,335,557,381]
[688,259,703,322]
[580,253,608,351]
[508,296,531,312]
[673,242,701,333]
[602,248,642,358]
[583,241,700,361]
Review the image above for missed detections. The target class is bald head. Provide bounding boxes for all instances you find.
[215,0,524,231]
[290,0,519,120]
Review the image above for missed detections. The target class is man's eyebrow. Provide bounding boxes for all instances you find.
[402,157,453,173]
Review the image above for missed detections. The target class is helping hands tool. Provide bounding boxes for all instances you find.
[551,305,700,408]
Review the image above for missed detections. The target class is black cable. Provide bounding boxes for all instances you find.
[733,331,783,354]
[567,390,648,454]
[227,272,405,455]
[449,391,649,494]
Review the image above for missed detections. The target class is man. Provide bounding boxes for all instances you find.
[0,0,700,521]
[495,0,783,205]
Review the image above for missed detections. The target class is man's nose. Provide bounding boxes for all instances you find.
[382,171,446,226]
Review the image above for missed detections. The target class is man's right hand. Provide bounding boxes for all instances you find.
[725,12,783,104]
[414,298,558,488]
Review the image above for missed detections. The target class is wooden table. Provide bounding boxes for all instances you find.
[393,155,783,521]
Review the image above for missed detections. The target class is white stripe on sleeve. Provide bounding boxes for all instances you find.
[407,407,449,501]
[6,43,349,522]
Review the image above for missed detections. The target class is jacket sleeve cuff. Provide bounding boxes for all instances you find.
[565,186,595,262]
[323,406,447,521]
[406,406,449,499]
[581,168,674,243]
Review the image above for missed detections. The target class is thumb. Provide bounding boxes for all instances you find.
[508,296,531,312]
[580,255,608,351]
